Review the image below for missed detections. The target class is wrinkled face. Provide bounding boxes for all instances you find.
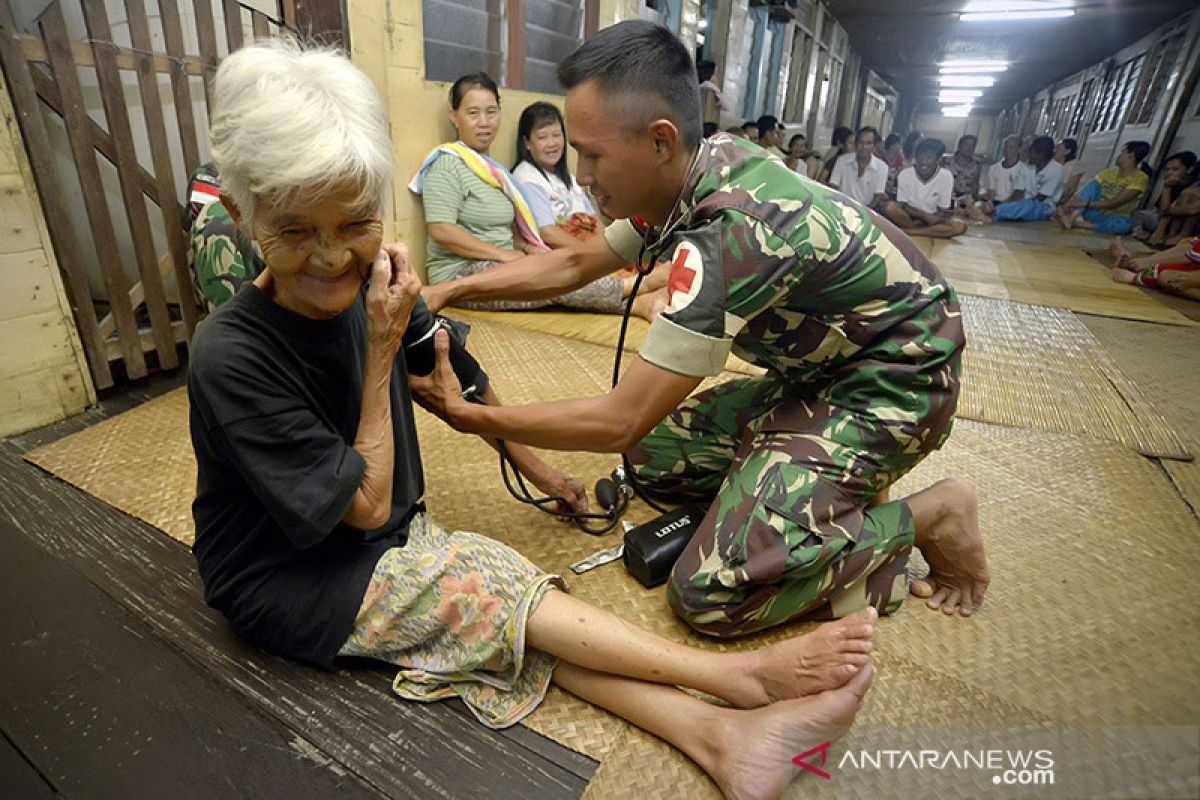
[565,81,671,223]
[449,88,501,153]
[527,121,566,172]
[958,138,976,158]
[856,131,877,161]
[1163,158,1188,185]
[916,149,940,181]
[250,184,383,320]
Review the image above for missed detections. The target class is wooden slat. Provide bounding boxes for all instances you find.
[104,320,188,360]
[584,0,599,39]
[97,252,173,339]
[30,66,161,207]
[158,0,203,174]
[18,34,206,76]
[505,0,526,90]
[223,0,244,52]
[125,0,201,339]
[193,0,220,110]
[0,1,112,388]
[251,9,271,39]
[40,4,146,379]
[81,0,180,369]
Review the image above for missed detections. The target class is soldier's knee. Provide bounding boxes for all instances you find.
[666,569,743,638]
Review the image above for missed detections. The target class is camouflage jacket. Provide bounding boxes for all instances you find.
[605,135,964,391]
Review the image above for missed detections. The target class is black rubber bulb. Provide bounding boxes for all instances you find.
[594,478,618,515]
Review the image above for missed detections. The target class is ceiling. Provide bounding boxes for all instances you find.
[824,0,1197,113]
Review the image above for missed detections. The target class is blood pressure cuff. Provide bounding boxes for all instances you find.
[622,504,706,588]
[403,299,488,401]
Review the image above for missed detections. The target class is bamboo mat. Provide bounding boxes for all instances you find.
[450,297,1190,460]
[961,219,1118,251]
[913,235,1199,327]
[21,325,1200,797]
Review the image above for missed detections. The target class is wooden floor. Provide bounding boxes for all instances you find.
[0,368,596,799]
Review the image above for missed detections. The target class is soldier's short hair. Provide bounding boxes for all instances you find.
[558,21,702,150]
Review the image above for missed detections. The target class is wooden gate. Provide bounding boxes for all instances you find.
[0,0,286,389]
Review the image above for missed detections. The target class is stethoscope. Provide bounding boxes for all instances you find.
[495,141,709,534]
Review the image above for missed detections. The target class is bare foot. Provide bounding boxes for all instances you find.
[741,608,876,706]
[1108,236,1132,267]
[909,477,990,616]
[1111,267,1138,285]
[631,286,668,321]
[711,665,875,800]
[1054,207,1074,230]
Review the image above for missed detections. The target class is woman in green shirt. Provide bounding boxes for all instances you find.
[417,73,664,318]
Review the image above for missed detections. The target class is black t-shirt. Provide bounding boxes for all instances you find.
[188,284,486,666]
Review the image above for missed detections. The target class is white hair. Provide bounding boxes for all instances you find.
[208,38,392,225]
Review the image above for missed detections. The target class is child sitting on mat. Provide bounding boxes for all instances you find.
[1109,236,1200,300]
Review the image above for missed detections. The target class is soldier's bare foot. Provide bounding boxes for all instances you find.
[909,477,990,616]
[740,608,876,706]
[709,665,874,800]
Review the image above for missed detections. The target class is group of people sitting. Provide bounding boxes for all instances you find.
[186,24,996,798]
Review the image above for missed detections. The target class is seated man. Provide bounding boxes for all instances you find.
[977,134,1025,219]
[741,120,759,144]
[818,126,855,185]
[756,114,787,159]
[422,22,990,635]
[880,138,967,238]
[992,136,1065,223]
[828,126,888,210]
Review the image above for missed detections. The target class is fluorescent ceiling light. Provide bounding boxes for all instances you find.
[939,75,996,87]
[939,59,1009,68]
[942,105,974,118]
[940,93,982,103]
[940,65,1007,74]
[963,9,1073,19]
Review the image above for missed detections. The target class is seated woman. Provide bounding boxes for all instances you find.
[882,132,904,198]
[785,133,811,177]
[880,138,967,239]
[412,73,662,318]
[1054,138,1085,206]
[512,102,604,247]
[1055,140,1150,235]
[1110,235,1200,300]
[1130,151,1199,247]
[191,40,876,798]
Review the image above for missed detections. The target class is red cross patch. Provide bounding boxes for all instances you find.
[665,241,703,314]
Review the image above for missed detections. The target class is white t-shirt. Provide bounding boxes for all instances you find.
[896,166,954,214]
[987,159,1026,202]
[829,152,888,206]
[1021,160,1066,204]
[793,158,809,178]
[513,161,596,227]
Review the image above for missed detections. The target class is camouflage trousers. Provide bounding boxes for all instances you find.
[628,361,959,638]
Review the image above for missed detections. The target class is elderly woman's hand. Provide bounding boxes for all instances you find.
[366,244,421,358]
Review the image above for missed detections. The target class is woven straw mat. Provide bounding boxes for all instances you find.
[23,316,1200,798]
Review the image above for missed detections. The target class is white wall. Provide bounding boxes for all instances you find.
[914,113,998,160]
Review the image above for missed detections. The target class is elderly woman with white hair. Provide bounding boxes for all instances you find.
[188,40,877,798]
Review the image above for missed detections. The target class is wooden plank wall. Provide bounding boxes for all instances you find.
[0,58,93,437]
[0,0,280,391]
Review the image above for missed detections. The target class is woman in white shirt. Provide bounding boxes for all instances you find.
[512,102,605,249]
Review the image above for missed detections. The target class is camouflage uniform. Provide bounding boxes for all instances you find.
[186,164,262,311]
[608,135,964,637]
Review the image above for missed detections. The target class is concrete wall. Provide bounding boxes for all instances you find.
[0,79,95,436]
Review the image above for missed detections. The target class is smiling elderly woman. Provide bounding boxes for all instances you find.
[189,40,878,797]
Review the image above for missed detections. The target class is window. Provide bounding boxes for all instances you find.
[1068,78,1093,135]
[1128,31,1185,126]
[1092,55,1144,132]
[1047,94,1073,138]
[422,0,595,91]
